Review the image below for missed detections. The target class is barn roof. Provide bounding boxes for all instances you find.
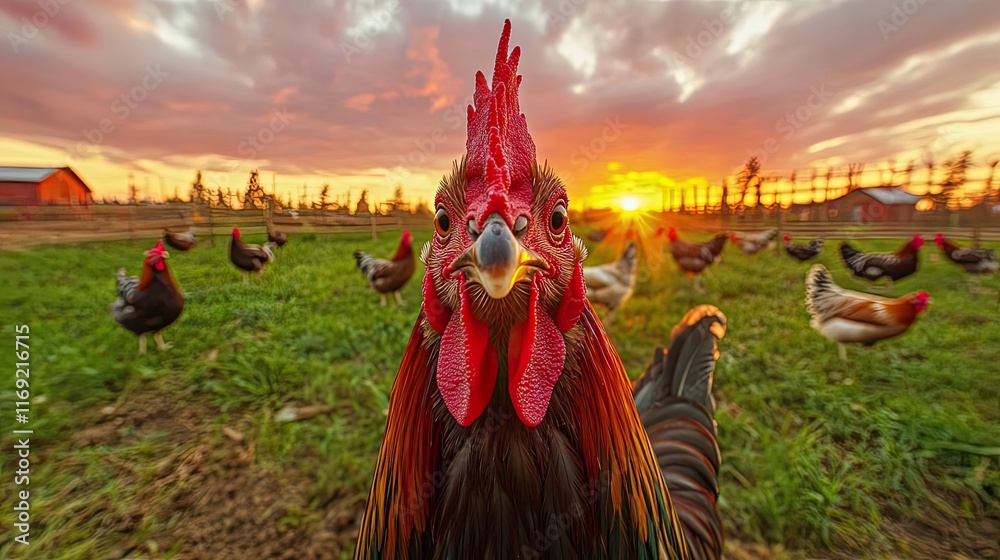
[855,187,921,205]
[0,166,92,192]
[0,166,59,182]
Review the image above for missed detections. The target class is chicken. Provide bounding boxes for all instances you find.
[806,264,929,362]
[784,234,823,262]
[111,241,184,354]
[934,233,998,274]
[661,226,727,291]
[267,224,288,247]
[583,241,638,313]
[730,229,777,255]
[840,235,923,284]
[353,230,415,306]
[356,21,726,559]
[229,228,276,280]
[163,227,195,251]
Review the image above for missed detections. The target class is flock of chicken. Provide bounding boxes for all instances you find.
[112,222,995,363]
[583,227,995,362]
[111,225,286,353]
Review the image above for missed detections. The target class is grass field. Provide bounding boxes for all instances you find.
[1,230,998,559]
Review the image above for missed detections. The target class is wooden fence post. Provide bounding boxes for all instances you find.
[207,204,216,247]
[371,214,377,241]
[129,206,137,245]
[775,205,783,255]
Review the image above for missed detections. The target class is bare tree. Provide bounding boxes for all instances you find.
[720,178,730,217]
[923,155,935,195]
[414,199,432,216]
[809,168,819,202]
[387,185,409,213]
[737,157,761,210]
[243,169,267,209]
[846,163,864,192]
[355,189,371,214]
[939,150,972,210]
[986,158,999,205]
[318,184,330,211]
[190,171,209,204]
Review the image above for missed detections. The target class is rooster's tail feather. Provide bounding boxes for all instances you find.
[354,251,375,279]
[806,264,848,326]
[840,241,859,261]
[633,305,726,560]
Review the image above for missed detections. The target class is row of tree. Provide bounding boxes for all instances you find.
[714,151,999,215]
[183,170,432,215]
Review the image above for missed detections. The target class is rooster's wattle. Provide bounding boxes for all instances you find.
[356,20,726,560]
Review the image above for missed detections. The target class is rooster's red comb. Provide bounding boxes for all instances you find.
[145,240,168,258]
[465,19,536,226]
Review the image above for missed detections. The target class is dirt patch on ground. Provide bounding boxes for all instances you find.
[885,512,1000,560]
[71,386,363,560]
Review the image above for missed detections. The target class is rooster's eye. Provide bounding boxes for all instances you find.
[549,203,568,236]
[435,208,450,238]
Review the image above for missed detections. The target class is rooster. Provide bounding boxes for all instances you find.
[840,235,923,285]
[229,228,276,280]
[112,241,184,354]
[730,229,777,255]
[806,264,929,362]
[267,223,288,247]
[356,21,726,560]
[784,234,823,262]
[583,241,638,314]
[163,227,195,251]
[934,233,998,274]
[661,227,727,291]
[353,230,415,306]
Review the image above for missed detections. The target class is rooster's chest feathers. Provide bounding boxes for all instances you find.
[432,404,598,558]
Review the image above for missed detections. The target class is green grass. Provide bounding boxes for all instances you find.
[0,231,997,559]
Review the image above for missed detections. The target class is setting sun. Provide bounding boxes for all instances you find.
[620,196,640,212]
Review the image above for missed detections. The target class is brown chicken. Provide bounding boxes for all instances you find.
[730,229,777,255]
[163,227,195,251]
[661,226,727,291]
[840,235,923,285]
[353,230,415,306]
[934,233,998,274]
[112,241,184,354]
[356,21,726,560]
[229,228,276,280]
[267,223,288,247]
[806,264,929,362]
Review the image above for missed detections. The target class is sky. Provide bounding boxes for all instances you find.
[1,0,999,210]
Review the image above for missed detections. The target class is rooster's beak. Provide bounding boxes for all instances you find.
[450,213,548,299]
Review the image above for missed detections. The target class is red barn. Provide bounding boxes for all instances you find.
[789,186,921,222]
[0,166,93,205]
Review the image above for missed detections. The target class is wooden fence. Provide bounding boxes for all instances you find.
[0,204,429,250]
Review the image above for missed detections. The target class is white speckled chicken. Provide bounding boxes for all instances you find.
[584,241,638,313]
